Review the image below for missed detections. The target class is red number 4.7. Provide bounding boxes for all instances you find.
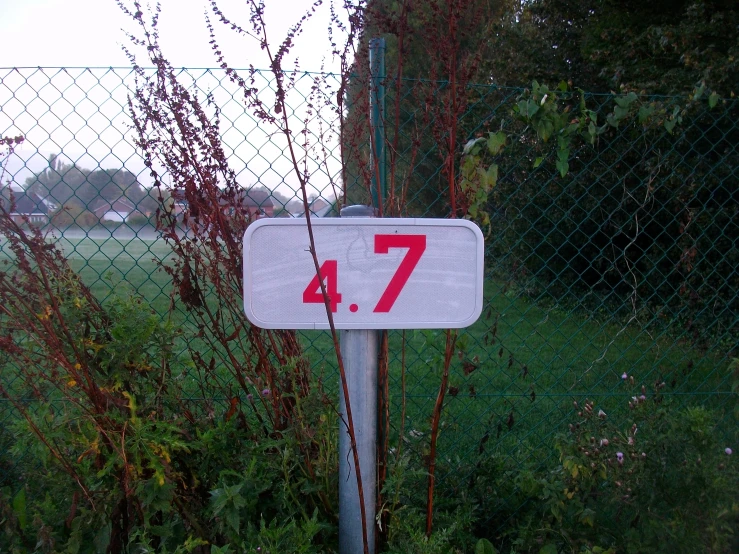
[372,234,426,312]
[301,234,426,313]
[302,259,342,312]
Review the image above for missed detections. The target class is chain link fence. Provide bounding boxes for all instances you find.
[1,67,737,535]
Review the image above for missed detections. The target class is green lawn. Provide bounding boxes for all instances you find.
[57,234,176,314]
[4,232,735,483]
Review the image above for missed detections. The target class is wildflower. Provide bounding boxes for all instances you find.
[598,409,607,419]
[628,437,635,446]
[639,394,646,401]
[621,372,628,380]
[247,394,254,402]
[261,389,271,397]
[600,438,609,447]
[726,448,733,455]
[616,452,624,465]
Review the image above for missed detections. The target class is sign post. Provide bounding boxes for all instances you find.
[243,210,484,553]
[337,205,378,554]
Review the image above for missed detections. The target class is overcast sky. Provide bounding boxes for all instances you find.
[0,0,345,71]
[0,0,352,198]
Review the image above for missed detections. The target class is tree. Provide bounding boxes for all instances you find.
[482,0,739,94]
[345,0,513,216]
[25,156,157,220]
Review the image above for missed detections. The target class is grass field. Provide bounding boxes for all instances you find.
[4,232,736,485]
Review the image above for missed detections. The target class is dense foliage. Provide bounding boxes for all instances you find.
[462,83,739,345]
[482,0,739,95]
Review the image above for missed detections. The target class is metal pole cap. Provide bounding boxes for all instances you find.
[340,204,377,218]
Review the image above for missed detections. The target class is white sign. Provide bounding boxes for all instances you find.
[242,218,484,329]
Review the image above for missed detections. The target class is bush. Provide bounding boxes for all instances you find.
[478,86,739,345]
[469,393,738,553]
[0,291,338,553]
[50,202,98,228]
[0,213,338,553]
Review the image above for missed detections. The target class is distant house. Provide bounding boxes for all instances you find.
[228,188,273,218]
[171,187,274,218]
[1,186,54,225]
[291,196,339,218]
[91,197,141,222]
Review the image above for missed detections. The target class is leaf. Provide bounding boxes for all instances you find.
[536,119,553,142]
[485,164,499,189]
[556,149,570,177]
[12,487,27,530]
[586,121,596,144]
[527,100,540,119]
[638,104,655,123]
[486,131,506,155]
[533,157,544,169]
[226,508,240,533]
[463,360,478,376]
[693,83,706,100]
[709,92,719,109]
[613,105,629,121]
[580,507,597,526]
[539,543,558,554]
[475,538,499,554]
[614,92,637,109]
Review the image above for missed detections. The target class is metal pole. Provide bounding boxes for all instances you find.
[369,38,386,213]
[339,204,377,554]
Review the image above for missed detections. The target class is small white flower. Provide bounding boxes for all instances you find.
[598,409,607,419]
[621,372,628,380]
[540,94,548,105]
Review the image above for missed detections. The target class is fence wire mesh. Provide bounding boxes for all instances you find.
[1,67,737,537]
